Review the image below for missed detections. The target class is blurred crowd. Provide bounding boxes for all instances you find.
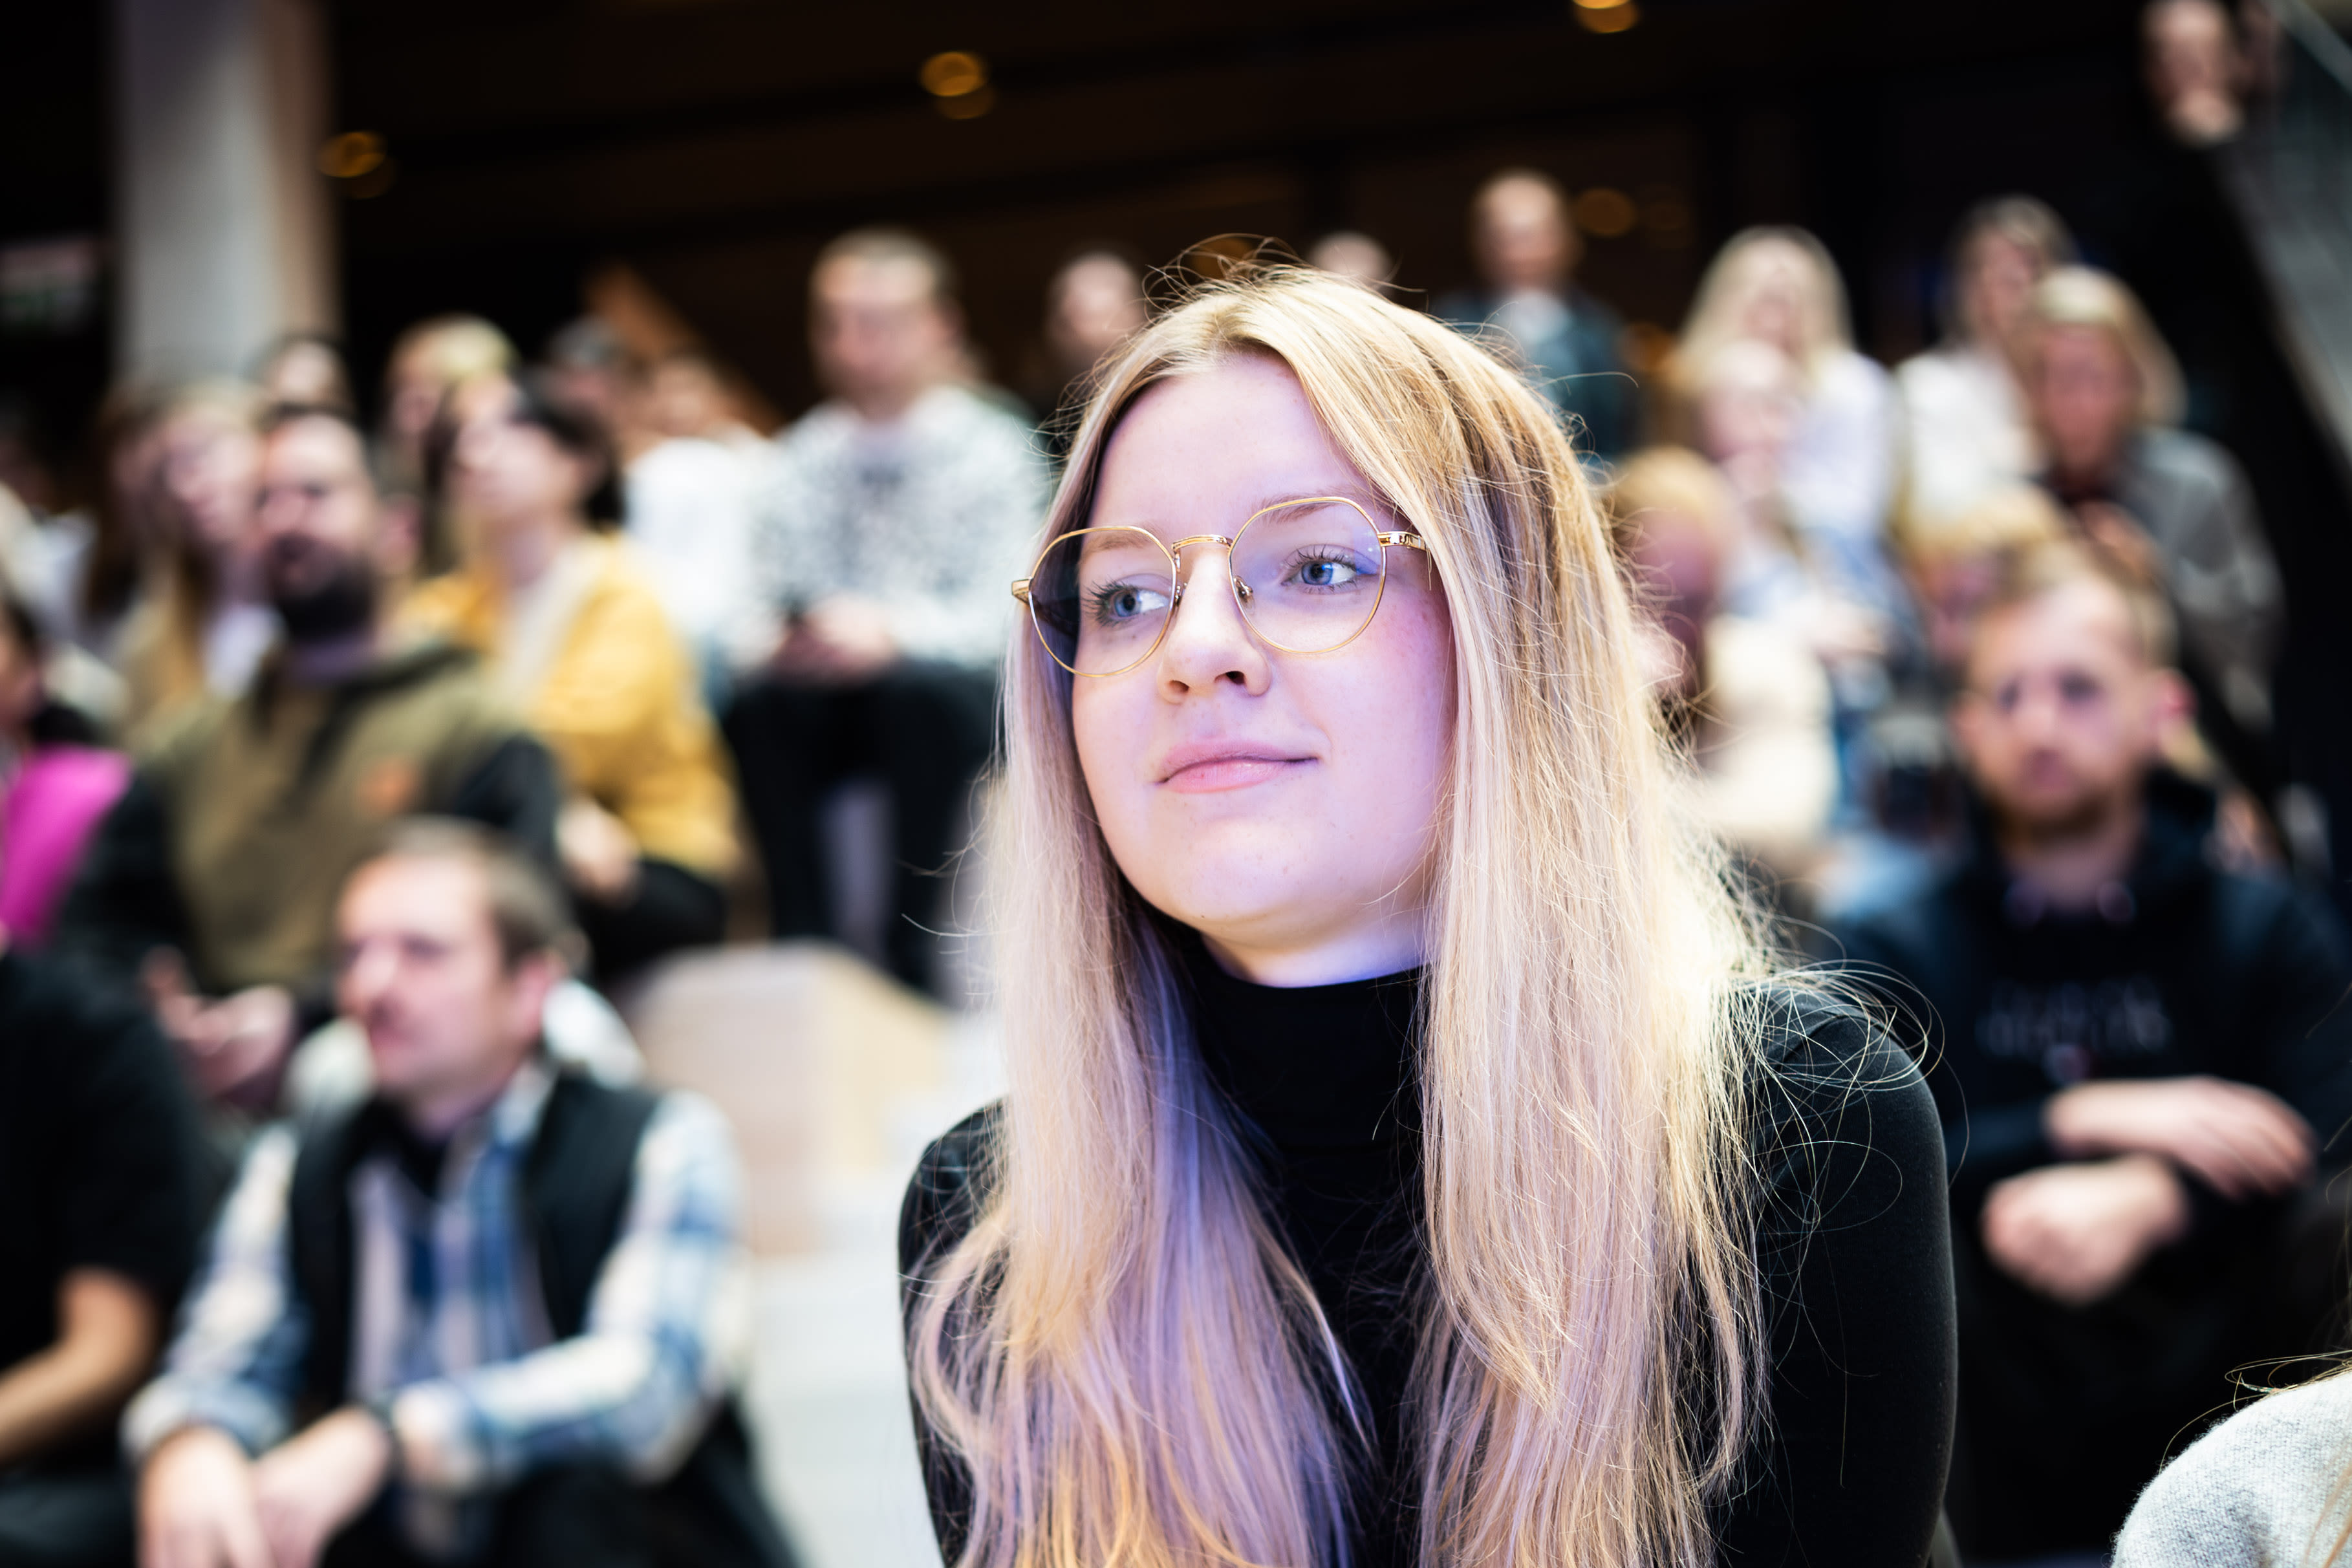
[0,1,2341,1564]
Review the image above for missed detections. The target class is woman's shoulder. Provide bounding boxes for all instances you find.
[899,1102,1004,1279]
[1736,982,1941,1195]
[2113,1374,2352,1566]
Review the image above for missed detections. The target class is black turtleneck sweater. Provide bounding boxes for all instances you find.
[901,941,1955,1567]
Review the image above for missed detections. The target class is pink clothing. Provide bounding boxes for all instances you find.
[0,744,131,947]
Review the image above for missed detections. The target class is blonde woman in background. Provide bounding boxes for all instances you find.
[1675,226,1903,614]
[2023,264,2282,741]
[113,382,277,743]
[898,266,1953,1568]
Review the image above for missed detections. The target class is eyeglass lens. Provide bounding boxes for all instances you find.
[1027,500,1388,677]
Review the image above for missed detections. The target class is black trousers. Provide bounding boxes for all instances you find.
[575,857,728,985]
[0,1462,134,1568]
[320,1458,796,1568]
[724,662,997,992]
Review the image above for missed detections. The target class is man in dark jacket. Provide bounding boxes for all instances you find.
[1837,540,2352,1562]
[128,821,790,1568]
[1436,169,1634,462]
[53,405,559,1114]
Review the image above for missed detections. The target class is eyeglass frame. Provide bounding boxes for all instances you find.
[1009,495,1431,678]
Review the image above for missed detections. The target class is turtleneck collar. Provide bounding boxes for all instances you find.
[1172,927,1423,1152]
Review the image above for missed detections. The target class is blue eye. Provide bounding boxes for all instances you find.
[1287,551,1364,590]
[1088,581,1171,626]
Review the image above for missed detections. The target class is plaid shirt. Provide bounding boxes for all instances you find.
[125,1061,751,1554]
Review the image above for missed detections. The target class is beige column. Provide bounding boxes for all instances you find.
[114,0,336,381]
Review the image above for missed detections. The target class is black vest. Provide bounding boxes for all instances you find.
[285,1071,794,1568]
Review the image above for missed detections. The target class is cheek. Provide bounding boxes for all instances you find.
[1070,676,1153,849]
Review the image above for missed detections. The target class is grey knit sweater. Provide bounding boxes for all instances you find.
[2112,1373,2352,1565]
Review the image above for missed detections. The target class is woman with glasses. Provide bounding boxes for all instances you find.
[899,266,1954,1567]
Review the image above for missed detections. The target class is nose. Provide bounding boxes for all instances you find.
[1156,541,1270,698]
[338,939,400,1017]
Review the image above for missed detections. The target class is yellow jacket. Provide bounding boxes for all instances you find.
[402,535,738,877]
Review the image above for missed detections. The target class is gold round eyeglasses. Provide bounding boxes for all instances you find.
[1011,496,1429,678]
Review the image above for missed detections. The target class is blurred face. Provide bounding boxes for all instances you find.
[2146,0,2238,102]
[1961,233,2042,350]
[336,855,552,1122]
[1954,579,2177,835]
[1624,511,1720,693]
[255,417,381,639]
[643,358,731,441]
[1697,343,1803,471]
[812,256,956,413]
[1047,255,1147,380]
[1726,243,1811,359]
[1473,180,1577,294]
[1068,354,1455,984]
[446,379,596,533]
[154,408,261,563]
[261,341,349,407]
[2031,325,2139,478]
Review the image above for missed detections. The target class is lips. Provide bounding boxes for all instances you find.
[1154,739,1311,792]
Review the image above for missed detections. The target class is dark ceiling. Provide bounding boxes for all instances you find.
[325,0,2154,420]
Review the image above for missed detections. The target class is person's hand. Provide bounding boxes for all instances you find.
[770,595,897,684]
[1981,1154,2192,1305]
[558,797,642,906]
[140,1424,270,1568]
[2045,1075,2315,1201]
[144,954,297,1110]
[249,1408,394,1568]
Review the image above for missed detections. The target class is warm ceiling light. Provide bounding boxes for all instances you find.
[1572,186,1638,238]
[1575,0,1640,30]
[920,51,989,98]
[317,131,387,179]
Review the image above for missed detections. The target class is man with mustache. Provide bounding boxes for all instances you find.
[54,404,559,1118]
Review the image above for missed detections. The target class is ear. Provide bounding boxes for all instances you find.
[506,950,564,1046]
[2146,666,2194,739]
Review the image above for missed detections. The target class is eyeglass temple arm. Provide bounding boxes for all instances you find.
[1011,578,1032,604]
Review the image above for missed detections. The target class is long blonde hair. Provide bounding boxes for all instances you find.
[909,265,1772,1567]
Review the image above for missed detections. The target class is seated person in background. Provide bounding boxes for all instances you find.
[0,592,129,948]
[1676,226,1903,612]
[1436,168,1633,461]
[1027,249,1148,453]
[0,937,201,1568]
[52,404,560,1117]
[114,383,278,746]
[729,228,1047,993]
[127,821,792,1568]
[623,350,770,703]
[1609,446,1837,879]
[1895,197,2075,534]
[408,370,739,986]
[1835,540,2352,1564]
[2025,265,2282,752]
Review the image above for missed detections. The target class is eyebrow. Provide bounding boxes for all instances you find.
[1097,487,1394,533]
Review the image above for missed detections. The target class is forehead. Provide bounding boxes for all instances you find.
[1970,579,2144,680]
[814,256,937,309]
[1092,356,1368,528]
[265,416,365,477]
[341,855,497,937]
